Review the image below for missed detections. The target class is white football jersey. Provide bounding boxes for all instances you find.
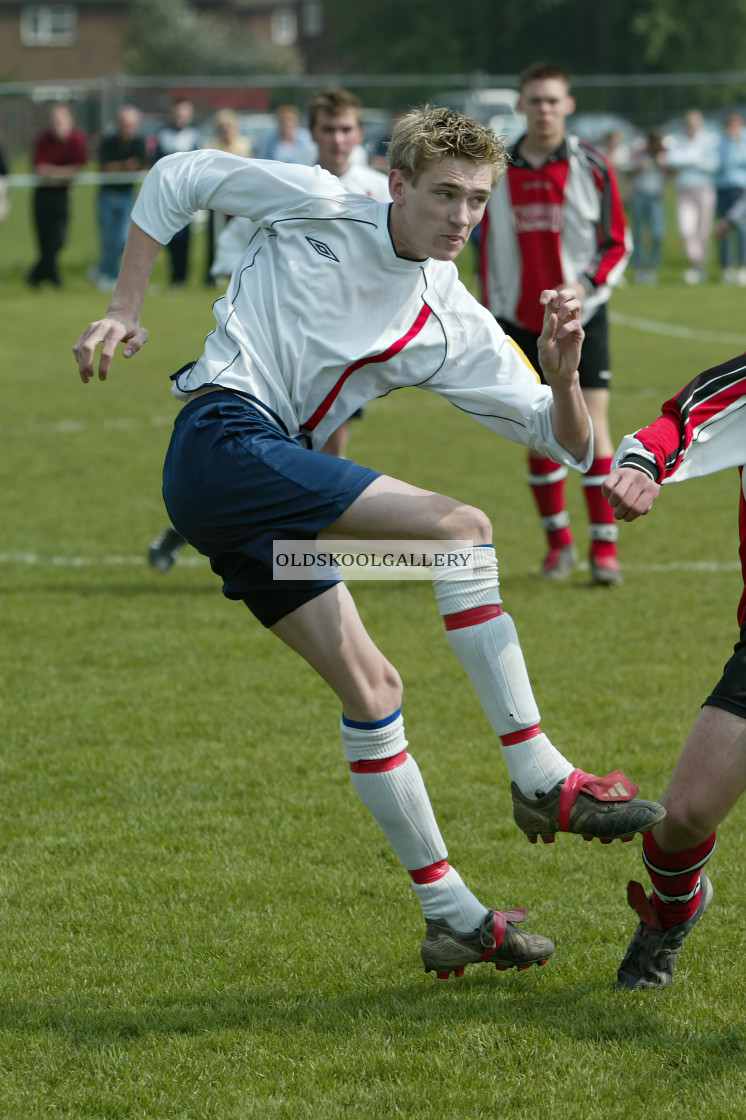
[131,150,594,464]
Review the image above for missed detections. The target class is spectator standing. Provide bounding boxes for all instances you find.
[201,108,252,285]
[257,104,315,164]
[0,139,8,228]
[666,109,719,285]
[480,62,630,586]
[628,127,668,286]
[89,106,148,292]
[154,99,201,287]
[715,112,746,285]
[26,103,87,289]
[599,129,632,179]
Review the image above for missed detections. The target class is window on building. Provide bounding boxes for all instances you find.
[302,1,323,37]
[271,6,298,46]
[21,4,78,47]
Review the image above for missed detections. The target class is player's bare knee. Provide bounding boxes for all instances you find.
[659,794,716,849]
[442,502,492,545]
[350,659,402,722]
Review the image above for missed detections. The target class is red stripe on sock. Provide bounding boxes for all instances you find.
[643,829,716,929]
[500,725,541,746]
[409,859,451,884]
[349,750,408,774]
[443,604,503,631]
[528,454,572,549]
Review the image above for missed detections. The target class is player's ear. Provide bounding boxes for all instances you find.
[388,168,406,203]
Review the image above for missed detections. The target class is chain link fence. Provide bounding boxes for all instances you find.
[4,71,746,164]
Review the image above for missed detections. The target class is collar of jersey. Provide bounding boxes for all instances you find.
[509,134,570,169]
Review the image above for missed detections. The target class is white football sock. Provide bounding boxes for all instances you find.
[431,545,573,798]
[341,710,489,929]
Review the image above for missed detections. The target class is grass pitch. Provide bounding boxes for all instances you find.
[2,184,746,1118]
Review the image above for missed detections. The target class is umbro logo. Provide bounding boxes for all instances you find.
[305,236,340,262]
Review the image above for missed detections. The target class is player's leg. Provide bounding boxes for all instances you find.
[582,387,622,586]
[577,308,622,587]
[327,476,664,845]
[162,393,550,977]
[148,523,187,573]
[497,320,576,580]
[678,188,704,283]
[271,581,555,978]
[617,639,746,990]
[321,419,351,458]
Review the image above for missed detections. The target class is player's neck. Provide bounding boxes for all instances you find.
[321,159,351,179]
[519,131,565,168]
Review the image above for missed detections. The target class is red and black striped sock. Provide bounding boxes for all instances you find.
[642,829,716,929]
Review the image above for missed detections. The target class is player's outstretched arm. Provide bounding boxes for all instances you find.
[73,223,162,383]
[603,465,661,521]
[537,288,590,463]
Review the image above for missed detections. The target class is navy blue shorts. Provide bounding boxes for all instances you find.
[497,305,611,391]
[162,390,380,627]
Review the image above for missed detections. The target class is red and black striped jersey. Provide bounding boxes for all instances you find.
[614,353,746,624]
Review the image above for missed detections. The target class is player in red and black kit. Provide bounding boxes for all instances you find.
[604,352,746,988]
[27,102,87,289]
[481,62,630,585]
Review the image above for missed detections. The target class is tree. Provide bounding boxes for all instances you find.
[124,0,299,77]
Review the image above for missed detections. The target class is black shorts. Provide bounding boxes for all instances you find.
[497,304,611,391]
[704,621,746,720]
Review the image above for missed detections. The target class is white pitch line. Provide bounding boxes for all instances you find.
[609,311,746,348]
[0,415,176,437]
[0,553,738,574]
[0,553,205,568]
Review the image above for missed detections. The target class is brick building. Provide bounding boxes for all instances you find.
[0,0,325,82]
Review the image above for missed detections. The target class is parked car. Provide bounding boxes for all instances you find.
[568,112,641,150]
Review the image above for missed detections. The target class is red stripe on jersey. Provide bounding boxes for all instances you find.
[409,859,451,884]
[443,603,503,630]
[349,750,407,774]
[301,304,432,433]
[507,160,570,333]
[500,725,541,746]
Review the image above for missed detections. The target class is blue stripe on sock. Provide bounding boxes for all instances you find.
[342,708,401,730]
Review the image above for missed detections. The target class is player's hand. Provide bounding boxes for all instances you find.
[73,315,148,383]
[537,288,584,387]
[602,465,660,521]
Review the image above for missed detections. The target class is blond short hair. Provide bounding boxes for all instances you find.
[387,106,508,185]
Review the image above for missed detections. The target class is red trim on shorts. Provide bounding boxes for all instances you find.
[349,750,408,774]
[409,859,451,884]
[443,604,503,630]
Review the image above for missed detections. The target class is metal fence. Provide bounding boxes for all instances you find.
[4,71,746,162]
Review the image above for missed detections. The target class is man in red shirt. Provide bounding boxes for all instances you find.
[481,63,630,585]
[27,103,87,288]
